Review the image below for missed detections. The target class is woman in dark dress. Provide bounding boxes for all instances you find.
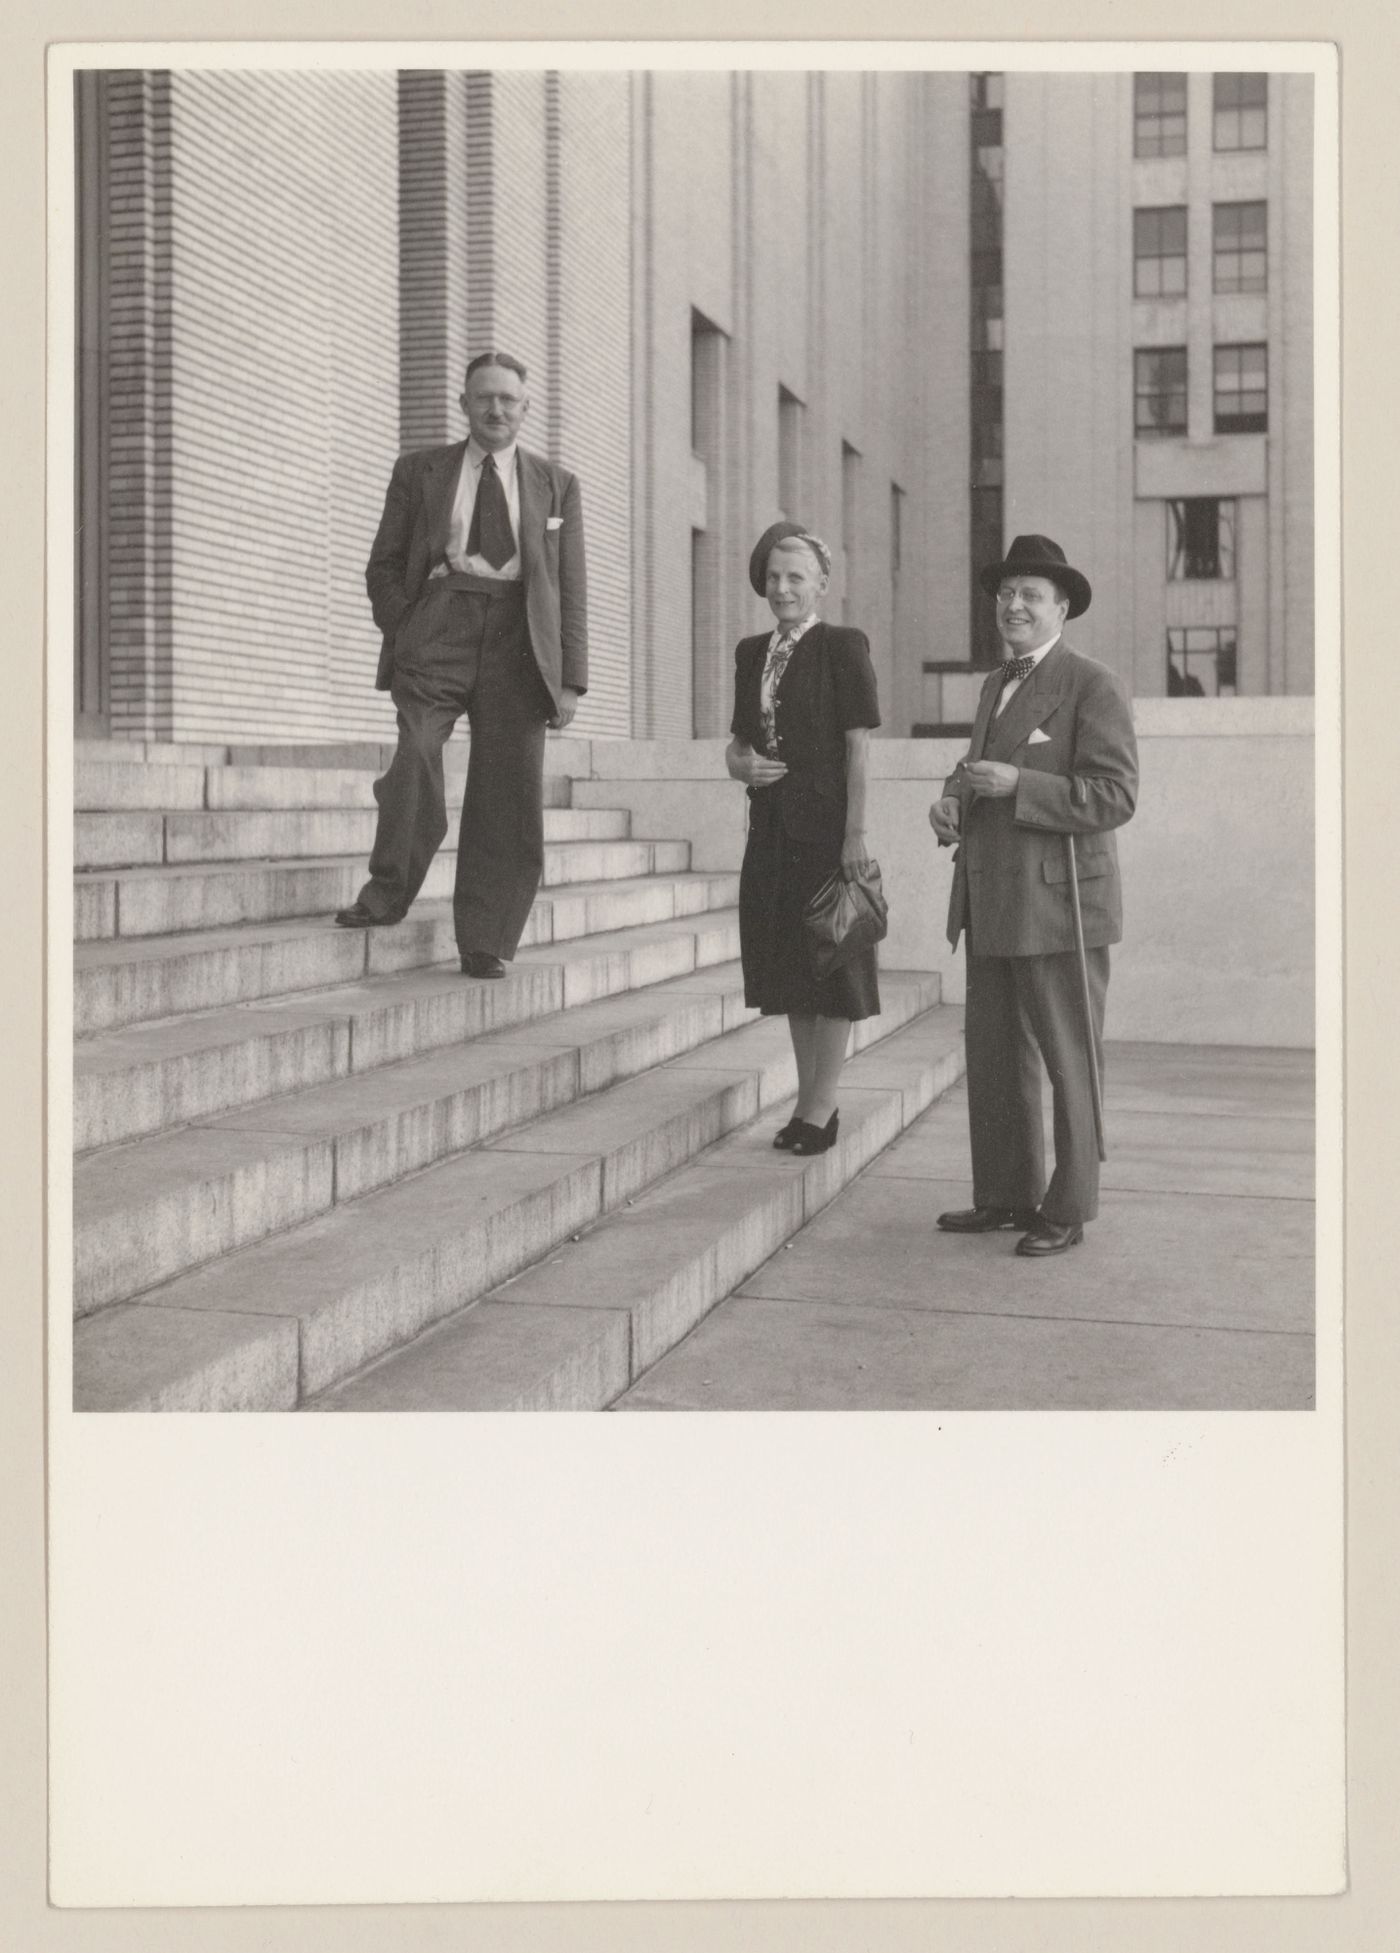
[725,521,882,1156]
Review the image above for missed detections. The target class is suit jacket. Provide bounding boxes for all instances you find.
[365,440,588,704]
[944,639,1138,957]
[731,622,881,846]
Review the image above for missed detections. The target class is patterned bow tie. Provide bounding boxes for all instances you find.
[999,653,1038,685]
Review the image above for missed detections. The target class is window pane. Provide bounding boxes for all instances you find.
[1214,203,1267,292]
[1134,207,1188,298]
[1137,349,1188,436]
[1214,342,1268,431]
[1135,74,1187,157]
[1168,625,1239,697]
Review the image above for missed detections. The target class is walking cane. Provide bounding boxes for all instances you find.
[1064,830,1108,1163]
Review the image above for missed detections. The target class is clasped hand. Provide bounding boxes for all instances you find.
[961,760,1019,797]
[730,749,788,787]
[928,761,1018,844]
[840,833,874,881]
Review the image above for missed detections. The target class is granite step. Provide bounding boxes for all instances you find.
[72,973,942,1410]
[72,735,593,776]
[74,836,694,941]
[74,909,742,1150]
[74,759,576,815]
[74,960,778,1316]
[74,803,627,871]
[75,872,741,1034]
[309,1007,966,1411]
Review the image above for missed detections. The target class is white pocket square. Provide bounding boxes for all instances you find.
[1027,726,1052,745]
[545,516,564,531]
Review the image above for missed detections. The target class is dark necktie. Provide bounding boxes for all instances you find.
[467,452,514,570]
[999,653,1038,686]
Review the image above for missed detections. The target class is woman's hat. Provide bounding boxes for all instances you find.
[748,520,830,596]
[978,533,1092,618]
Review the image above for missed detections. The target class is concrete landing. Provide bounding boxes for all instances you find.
[615,1042,1316,1412]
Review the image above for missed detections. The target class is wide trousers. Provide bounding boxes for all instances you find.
[353,575,550,960]
[964,942,1110,1226]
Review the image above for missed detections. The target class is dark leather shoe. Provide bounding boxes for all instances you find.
[334,902,401,928]
[460,951,506,979]
[937,1205,1040,1233]
[788,1111,839,1156]
[1015,1217,1085,1257]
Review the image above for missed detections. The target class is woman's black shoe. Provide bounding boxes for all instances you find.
[788,1110,839,1156]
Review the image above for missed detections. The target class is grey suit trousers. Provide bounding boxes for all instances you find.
[354,575,551,960]
[964,941,1110,1225]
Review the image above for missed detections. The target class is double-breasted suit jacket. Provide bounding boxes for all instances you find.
[944,639,1138,957]
[365,440,588,708]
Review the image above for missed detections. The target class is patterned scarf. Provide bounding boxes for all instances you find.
[758,615,818,757]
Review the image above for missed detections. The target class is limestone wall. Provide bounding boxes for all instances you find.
[568,698,1318,1047]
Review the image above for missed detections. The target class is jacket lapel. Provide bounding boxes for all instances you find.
[516,447,547,582]
[423,440,467,563]
[967,667,1003,762]
[985,640,1071,758]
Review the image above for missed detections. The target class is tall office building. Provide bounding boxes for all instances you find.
[1003,68,1313,701]
[918,68,1314,733]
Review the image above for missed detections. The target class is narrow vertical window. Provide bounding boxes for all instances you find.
[777,385,803,517]
[1133,207,1188,298]
[1213,73,1267,152]
[1134,348,1189,437]
[1166,499,1237,580]
[1213,344,1268,433]
[1213,202,1268,293]
[1134,73,1188,158]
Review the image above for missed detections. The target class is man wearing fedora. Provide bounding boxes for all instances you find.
[929,535,1138,1257]
[335,351,588,979]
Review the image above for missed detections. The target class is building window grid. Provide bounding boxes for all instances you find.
[1167,498,1237,581]
[1168,626,1238,696]
[968,71,1005,668]
[1134,73,1188,158]
[1214,343,1269,434]
[1213,73,1268,152]
[1135,347,1188,438]
[1213,201,1268,293]
[1133,206,1188,299]
[777,385,803,518]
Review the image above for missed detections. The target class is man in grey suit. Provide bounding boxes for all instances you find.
[336,352,589,978]
[929,535,1138,1257]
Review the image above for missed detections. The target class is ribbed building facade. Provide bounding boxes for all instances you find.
[72,67,1313,746]
[74,66,969,745]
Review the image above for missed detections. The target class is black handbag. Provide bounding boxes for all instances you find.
[803,860,888,979]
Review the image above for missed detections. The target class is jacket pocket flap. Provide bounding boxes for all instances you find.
[1042,846,1110,884]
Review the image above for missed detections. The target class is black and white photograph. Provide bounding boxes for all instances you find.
[66,55,1323,1416]
[37,33,1350,1919]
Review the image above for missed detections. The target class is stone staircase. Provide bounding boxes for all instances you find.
[71,738,966,1412]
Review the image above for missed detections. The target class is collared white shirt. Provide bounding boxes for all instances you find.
[993,633,1060,716]
[442,438,523,580]
[758,612,818,755]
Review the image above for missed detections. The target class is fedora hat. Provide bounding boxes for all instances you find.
[748,520,831,596]
[979,534,1092,618]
